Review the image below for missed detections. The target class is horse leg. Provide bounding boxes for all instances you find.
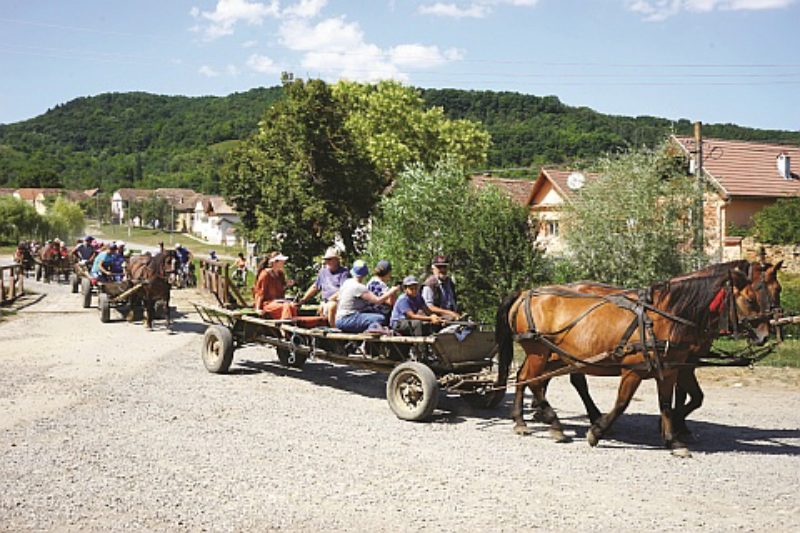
[512,355,535,435]
[656,370,690,456]
[587,370,641,447]
[672,367,703,443]
[144,298,154,330]
[529,377,550,422]
[570,373,602,425]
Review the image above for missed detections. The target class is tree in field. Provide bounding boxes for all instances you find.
[223,76,491,278]
[0,197,44,244]
[561,147,698,287]
[46,198,85,243]
[367,158,544,322]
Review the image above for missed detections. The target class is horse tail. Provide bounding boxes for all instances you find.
[496,291,520,383]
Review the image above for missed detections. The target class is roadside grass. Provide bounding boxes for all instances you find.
[94,224,246,258]
[0,245,17,257]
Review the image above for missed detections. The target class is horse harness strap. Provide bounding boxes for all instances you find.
[510,287,695,377]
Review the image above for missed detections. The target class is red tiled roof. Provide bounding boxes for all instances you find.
[470,174,535,206]
[535,168,601,203]
[14,188,63,201]
[114,188,156,201]
[0,188,16,196]
[672,136,800,199]
[156,188,202,210]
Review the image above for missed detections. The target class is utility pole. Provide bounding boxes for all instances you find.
[693,121,705,266]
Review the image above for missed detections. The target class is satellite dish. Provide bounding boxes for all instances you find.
[566,172,586,191]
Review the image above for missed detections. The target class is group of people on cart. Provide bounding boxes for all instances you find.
[252,246,461,336]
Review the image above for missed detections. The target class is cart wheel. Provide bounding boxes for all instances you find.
[277,348,307,369]
[81,278,92,308]
[35,264,42,281]
[461,389,506,410]
[202,325,234,374]
[153,301,167,319]
[386,362,439,421]
[70,274,79,293]
[98,293,111,323]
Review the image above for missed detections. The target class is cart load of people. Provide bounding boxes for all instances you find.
[251,246,465,336]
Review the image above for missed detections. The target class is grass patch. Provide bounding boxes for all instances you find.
[713,337,800,368]
[94,224,246,259]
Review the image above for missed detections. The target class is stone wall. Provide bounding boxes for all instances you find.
[741,237,800,273]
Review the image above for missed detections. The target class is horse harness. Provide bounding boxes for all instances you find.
[509,284,720,379]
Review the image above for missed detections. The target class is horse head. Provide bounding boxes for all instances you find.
[727,266,771,346]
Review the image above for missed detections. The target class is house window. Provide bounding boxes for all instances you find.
[545,221,559,237]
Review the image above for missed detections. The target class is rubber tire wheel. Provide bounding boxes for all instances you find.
[202,325,235,374]
[70,274,79,293]
[461,389,506,409]
[277,348,307,369]
[386,362,439,421]
[153,301,167,320]
[81,278,92,308]
[98,293,111,323]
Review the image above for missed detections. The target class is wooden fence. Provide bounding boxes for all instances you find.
[199,259,247,309]
[0,264,25,305]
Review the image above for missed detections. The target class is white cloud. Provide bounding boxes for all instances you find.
[242,39,258,48]
[418,0,539,18]
[199,65,220,77]
[627,0,795,20]
[246,53,282,73]
[389,44,463,68]
[283,0,328,18]
[279,16,461,82]
[191,0,280,40]
[227,64,241,76]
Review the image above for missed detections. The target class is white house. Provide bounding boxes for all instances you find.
[111,188,155,224]
[193,196,240,245]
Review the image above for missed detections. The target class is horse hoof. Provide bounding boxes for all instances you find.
[531,410,547,423]
[514,425,533,436]
[671,447,692,458]
[550,429,572,443]
[586,428,600,447]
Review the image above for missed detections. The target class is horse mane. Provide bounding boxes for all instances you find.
[652,268,734,337]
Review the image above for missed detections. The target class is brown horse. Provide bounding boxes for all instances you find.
[128,250,176,330]
[532,260,782,441]
[495,263,771,453]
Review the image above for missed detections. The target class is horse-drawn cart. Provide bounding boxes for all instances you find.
[194,304,505,421]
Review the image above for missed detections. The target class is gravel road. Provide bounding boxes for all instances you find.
[1,276,799,532]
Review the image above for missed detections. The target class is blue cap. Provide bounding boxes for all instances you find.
[84,235,94,241]
[375,259,391,275]
[351,259,369,277]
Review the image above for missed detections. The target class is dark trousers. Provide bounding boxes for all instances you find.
[393,319,434,337]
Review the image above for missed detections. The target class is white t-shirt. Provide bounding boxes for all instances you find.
[335,278,370,319]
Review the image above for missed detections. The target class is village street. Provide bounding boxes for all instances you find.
[1,275,799,532]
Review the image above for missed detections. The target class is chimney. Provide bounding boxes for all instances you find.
[777,152,791,179]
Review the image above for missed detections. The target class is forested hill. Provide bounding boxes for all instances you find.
[2,85,798,191]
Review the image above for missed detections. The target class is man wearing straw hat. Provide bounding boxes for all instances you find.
[299,246,350,326]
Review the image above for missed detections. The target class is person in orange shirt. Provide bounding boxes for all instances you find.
[253,251,298,320]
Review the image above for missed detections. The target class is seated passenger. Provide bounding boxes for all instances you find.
[253,252,298,320]
[390,276,442,336]
[299,247,349,326]
[422,255,460,321]
[365,259,395,319]
[335,260,399,333]
[90,244,117,282]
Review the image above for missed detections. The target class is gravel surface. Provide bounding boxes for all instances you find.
[1,276,799,532]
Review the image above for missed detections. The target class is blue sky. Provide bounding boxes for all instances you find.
[1,0,798,130]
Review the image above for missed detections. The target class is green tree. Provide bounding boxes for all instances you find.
[752,198,800,244]
[561,146,699,287]
[223,77,379,273]
[46,198,85,242]
[0,196,43,244]
[367,158,544,322]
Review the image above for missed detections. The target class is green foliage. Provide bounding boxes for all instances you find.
[127,196,171,229]
[0,197,45,244]
[333,80,490,180]
[79,192,113,224]
[752,198,800,244]
[561,146,700,286]
[45,198,85,242]
[223,78,380,278]
[367,158,545,322]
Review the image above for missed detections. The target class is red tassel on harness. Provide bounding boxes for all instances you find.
[709,287,726,314]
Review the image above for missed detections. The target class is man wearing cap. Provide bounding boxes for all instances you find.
[365,259,395,318]
[335,260,400,333]
[91,244,117,282]
[390,276,442,336]
[72,235,97,265]
[421,255,460,321]
[253,251,297,320]
[299,247,350,326]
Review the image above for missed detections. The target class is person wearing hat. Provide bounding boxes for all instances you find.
[422,255,460,321]
[335,260,400,333]
[253,251,298,320]
[299,246,350,326]
[390,276,442,336]
[72,235,97,265]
